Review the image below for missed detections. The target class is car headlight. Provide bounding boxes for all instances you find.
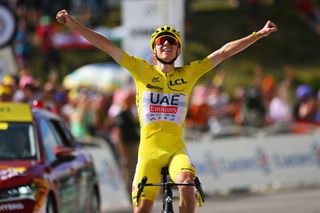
[0,179,48,201]
[1,184,39,200]
[11,185,32,197]
[0,180,49,212]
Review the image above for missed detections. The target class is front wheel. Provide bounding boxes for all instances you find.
[46,195,57,213]
[88,189,100,213]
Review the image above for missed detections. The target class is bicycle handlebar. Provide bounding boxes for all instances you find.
[136,176,205,207]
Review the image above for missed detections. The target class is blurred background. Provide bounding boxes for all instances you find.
[1,0,320,211]
[1,0,320,88]
[0,0,320,178]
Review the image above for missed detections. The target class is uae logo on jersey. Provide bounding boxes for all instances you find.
[149,93,179,114]
[142,91,187,125]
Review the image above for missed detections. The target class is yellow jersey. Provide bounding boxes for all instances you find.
[120,51,214,140]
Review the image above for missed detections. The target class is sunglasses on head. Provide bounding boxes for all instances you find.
[155,35,178,47]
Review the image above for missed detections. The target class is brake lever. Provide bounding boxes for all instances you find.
[194,177,205,204]
[136,176,148,207]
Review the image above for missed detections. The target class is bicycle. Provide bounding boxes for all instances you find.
[136,167,205,213]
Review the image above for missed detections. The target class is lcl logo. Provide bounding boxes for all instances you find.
[168,78,187,91]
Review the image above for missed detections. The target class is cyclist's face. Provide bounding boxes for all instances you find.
[154,36,180,61]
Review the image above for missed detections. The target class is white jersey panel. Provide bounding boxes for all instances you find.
[142,91,187,126]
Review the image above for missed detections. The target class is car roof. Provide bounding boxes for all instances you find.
[32,107,61,121]
[0,102,62,123]
[0,102,33,122]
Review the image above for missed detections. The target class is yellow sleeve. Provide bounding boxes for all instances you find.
[184,57,214,85]
[119,51,147,81]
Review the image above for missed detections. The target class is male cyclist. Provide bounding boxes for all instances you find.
[56,9,277,213]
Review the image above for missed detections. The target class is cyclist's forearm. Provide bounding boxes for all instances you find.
[220,33,256,59]
[56,8,123,63]
[209,20,277,67]
[69,19,122,62]
[208,34,256,67]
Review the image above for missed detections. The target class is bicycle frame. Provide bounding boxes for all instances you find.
[136,167,205,213]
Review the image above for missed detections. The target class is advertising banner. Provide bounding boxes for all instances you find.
[122,0,185,66]
[0,47,17,76]
[0,5,17,75]
[187,133,320,194]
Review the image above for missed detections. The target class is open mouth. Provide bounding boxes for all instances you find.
[163,49,172,53]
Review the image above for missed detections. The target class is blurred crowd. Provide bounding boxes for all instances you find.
[1,64,319,135]
[2,0,109,73]
[1,0,318,126]
[185,66,320,134]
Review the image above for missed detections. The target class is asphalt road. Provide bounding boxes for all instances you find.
[105,187,320,213]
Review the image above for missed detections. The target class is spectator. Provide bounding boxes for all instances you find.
[1,74,17,102]
[14,20,30,68]
[268,82,292,123]
[261,75,275,111]
[228,86,246,125]
[1,74,21,103]
[89,93,112,137]
[42,82,59,113]
[0,84,13,102]
[69,90,91,138]
[109,88,140,199]
[60,89,78,124]
[293,84,317,123]
[241,65,267,127]
[242,86,266,127]
[19,75,42,104]
[207,83,232,133]
[186,85,212,132]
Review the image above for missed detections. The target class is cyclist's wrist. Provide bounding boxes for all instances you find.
[251,31,261,41]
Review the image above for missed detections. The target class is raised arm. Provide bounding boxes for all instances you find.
[56,9,123,63]
[209,20,277,67]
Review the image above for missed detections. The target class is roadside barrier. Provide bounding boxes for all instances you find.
[80,137,131,212]
[82,128,320,210]
[186,130,320,195]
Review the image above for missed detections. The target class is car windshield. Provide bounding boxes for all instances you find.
[0,122,37,160]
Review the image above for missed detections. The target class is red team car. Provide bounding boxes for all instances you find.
[0,103,101,213]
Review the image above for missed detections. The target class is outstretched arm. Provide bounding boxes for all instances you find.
[208,20,277,67]
[56,9,123,63]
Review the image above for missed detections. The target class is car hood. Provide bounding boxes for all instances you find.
[0,161,38,188]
